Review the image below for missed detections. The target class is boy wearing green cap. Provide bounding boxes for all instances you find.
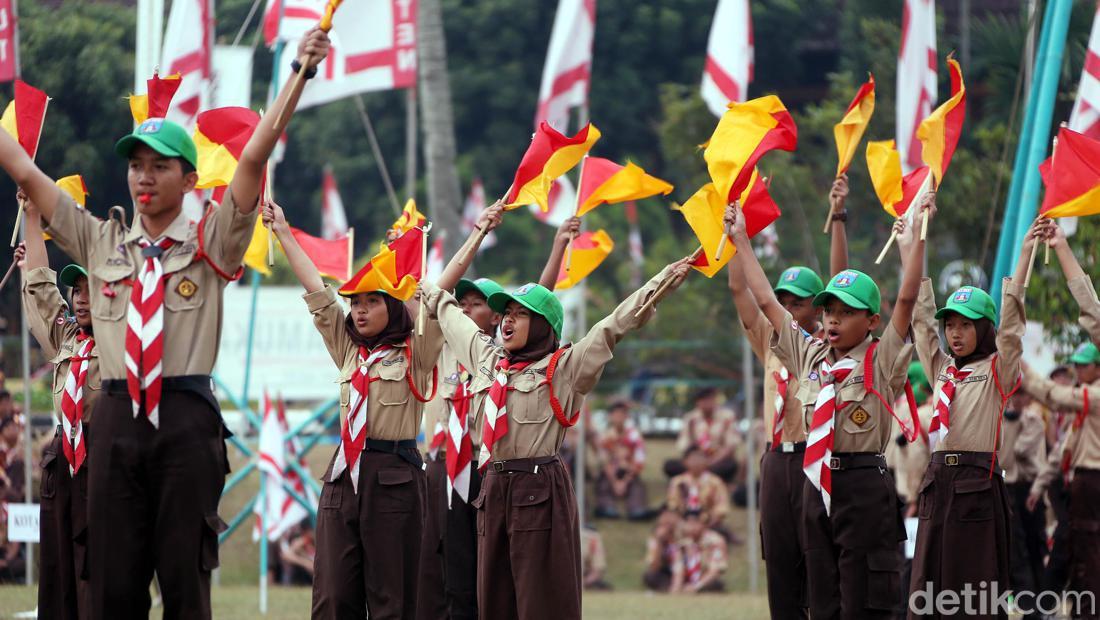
[0,30,331,619]
[421,251,693,620]
[15,198,99,619]
[727,194,931,618]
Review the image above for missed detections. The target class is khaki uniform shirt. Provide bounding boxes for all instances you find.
[22,267,101,421]
[679,529,728,577]
[44,190,257,380]
[424,266,676,460]
[580,528,607,577]
[667,471,729,525]
[893,403,935,503]
[914,278,1026,453]
[675,408,740,456]
[434,341,491,448]
[744,314,807,443]
[1069,275,1100,344]
[1024,368,1100,474]
[771,311,914,453]
[1000,403,1046,484]
[305,286,443,441]
[645,535,682,573]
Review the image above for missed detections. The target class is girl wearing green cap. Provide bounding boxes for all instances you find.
[901,212,1042,618]
[421,254,692,620]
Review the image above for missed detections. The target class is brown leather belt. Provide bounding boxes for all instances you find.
[931,451,997,469]
[490,455,559,474]
[828,452,887,471]
[766,441,807,453]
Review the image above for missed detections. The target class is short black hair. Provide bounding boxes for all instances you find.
[693,387,718,403]
[607,400,630,414]
[683,444,705,459]
[0,390,10,402]
[178,158,196,176]
[0,417,15,432]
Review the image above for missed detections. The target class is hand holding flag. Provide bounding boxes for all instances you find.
[274,23,338,130]
[866,139,932,263]
[916,56,966,240]
[3,80,50,247]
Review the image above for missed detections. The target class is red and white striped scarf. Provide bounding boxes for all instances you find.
[927,366,973,451]
[803,357,859,516]
[683,541,703,585]
[446,365,474,505]
[125,237,175,428]
[772,367,790,449]
[479,358,531,470]
[681,478,702,511]
[428,421,445,460]
[329,345,393,493]
[59,331,93,475]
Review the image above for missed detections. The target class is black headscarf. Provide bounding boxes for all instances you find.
[945,315,999,368]
[344,293,414,351]
[507,313,559,364]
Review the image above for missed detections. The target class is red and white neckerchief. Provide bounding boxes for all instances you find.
[803,357,859,516]
[59,331,94,475]
[624,423,646,469]
[683,541,703,585]
[478,358,531,470]
[329,345,394,493]
[428,421,445,460]
[681,477,702,511]
[125,237,175,428]
[446,364,475,505]
[694,416,714,452]
[927,365,974,451]
[772,368,790,449]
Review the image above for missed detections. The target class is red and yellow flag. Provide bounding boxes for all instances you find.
[339,227,424,300]
[834,75,875,176]
[0,80,49,158]
[129,73,182,124]
[677,170,779,278]
[290,226,351,281]
[56,175,89,208]
[505,122,600,211]
[704,95,797,203]
[193,107,260,189]
[555,229,614,290]
[576,157,673,216]
[917,57,966,186]
[1039,127,1100,219]
[865,140,932,219]
[390,199,427,235]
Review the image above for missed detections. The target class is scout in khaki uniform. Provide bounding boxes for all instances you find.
[664,388,741,480]
[669,511,728,594]
[729,195,931,619]
[422,255,693,620]
[999,391,1048,600]
[666,446,732,539]
[594,401,649,520]
[643,509,684,592]
[16,200,99,620]
[902,213,1037,619]
[263,202,443,619]
[0,32,328,619]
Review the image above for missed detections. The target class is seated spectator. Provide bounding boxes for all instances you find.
[0,518,24,583]
[670,511,727,594]
[0,391,11,420]
[667,446,732,541]
[664,388,740,482]
[595,401,649,520]
[580,526,612,590]
[643,509,683,592]
[278,521,316,586]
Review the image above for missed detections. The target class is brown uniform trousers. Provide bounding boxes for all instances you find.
[417,453,448,620]
[474,457,580,620]
[1070,469,1100,619]
[802,456,904,620]
[87,384,228,620]
[908,454,1011,620]
[312,447,427,619]
[39,431,90,620]
[760,445,809,619]
[445,462,481,619]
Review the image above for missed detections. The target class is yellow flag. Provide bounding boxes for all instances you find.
[865,140,904,217]
[674,183,734,278]
[243,217,272,275]
[834,75,875,176]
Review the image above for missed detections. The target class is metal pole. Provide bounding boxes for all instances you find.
[406,87,418,201]
[573,104,588,525]
[17,220,32,585]
[258,471,268,614]
[741,334,757,593]
[960,0,972,71]
[354,94,403,217]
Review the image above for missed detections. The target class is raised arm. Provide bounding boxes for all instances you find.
[435,201,504,292]
[539,216,581,290]
[726,247,767,354]
[264,201,323,293]
[0,130,60,223]
[1010,216,1043,286]
[889,193,934,337]
[1044,221,1100,344]
[727,201,787,334]
[230,29,331,214]
[895,216,944,379]
[828,174,850,276]
[18,194,47,271]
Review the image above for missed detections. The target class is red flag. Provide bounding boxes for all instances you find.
[505,122,600,211]
[0,80,49,158]
[1040,127,1100,218]
[289,226,351,281]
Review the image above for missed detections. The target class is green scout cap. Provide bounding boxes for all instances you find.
[114,118,198,170]
[487,283,564,339]
[774,266,824,298]
[58,264,87,288]
[1069,341,1100,365]
[934,286,997,323]
[812,269,881,313]
[455,278,505,303]
[908,361,931,401]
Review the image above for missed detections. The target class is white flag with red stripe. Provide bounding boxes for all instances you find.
[625,200,643,267]
[321,166,349,240]
[161,0,213,130]
[896,0,937,173]
[534,0,596,131]
[528,176,576,228]
[254,392,315,542]
[1069,2,1100,140]
[462,178,496,251]
[265,0,418,109]
[700,0,754,117]
[426,231,445,282]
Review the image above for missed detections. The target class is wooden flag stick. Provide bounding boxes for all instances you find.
[459,183,513,264]
[564,157,588,272]
[417,223,431,336]
[1044,239,1051,265]
[1024,237,1040,287]
[265,157,275,266]
[0,259,16,293]
[918,175,935,241]
[346,227,354,281]
[9,197,24,247]
[874,221,899,265]
[714,231,729,262]
[634,246,703,318]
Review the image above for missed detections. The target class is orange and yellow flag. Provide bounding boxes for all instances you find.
[56,175,89,208]
[917,57,966,186]
[390,199,427,235]
[1039,127,1100,219]
[0,80,49,158]
[704,95,797,203]
[677,170,779,278]
[555,229,614,289]
[834,75,875,176]
[505,122,600,212]
[865,140,931,219]
[129,73,182,124]
[575,157,673,216]
[339,227,425,300]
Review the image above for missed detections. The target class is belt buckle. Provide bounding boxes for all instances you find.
[829,457,840,470]
[781,441,795,453]
[945,453,960,466]
[493,461,505,472]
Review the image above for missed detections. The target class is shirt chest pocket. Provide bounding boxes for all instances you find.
[163,264,207,313]
[510,371,550,425]
[374,358,411,407]
[837,380,876,435]
[89,264,134,321]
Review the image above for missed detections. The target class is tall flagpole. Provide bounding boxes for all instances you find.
[406,87,418,201]
[573,103,589,525]
[742,334,758,593]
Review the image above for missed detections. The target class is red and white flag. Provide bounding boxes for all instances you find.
[266,0,417,109]
[1069,2,1100,140]
[462,178,496,250]
[161,0,213,130]
[625,200,644,267]
[253,392,316,542]
[321,166,349,240]
[0,0,18,82]
[896,0,937,173]
[426,231,445,282]
[700,0,754,117]
[528,175,576,228]
[534,0,595,131]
